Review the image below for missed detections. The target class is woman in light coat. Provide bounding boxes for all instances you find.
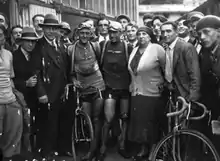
[128,26,166,161]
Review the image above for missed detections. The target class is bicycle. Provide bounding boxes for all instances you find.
[64,83,102,160]
[151,96,220,161]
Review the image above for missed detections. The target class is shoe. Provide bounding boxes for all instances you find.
[81,151,95,161]
[95,153,105,161]
[118,148,131,159]
[58,151,73,157]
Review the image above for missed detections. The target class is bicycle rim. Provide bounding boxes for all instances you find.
[151,129,220,161]
[72,111,94,157]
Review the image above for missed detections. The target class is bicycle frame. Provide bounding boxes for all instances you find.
[166,97,210,161]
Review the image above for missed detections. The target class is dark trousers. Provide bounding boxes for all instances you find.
[58,92,76,152]
[36,100,64,156]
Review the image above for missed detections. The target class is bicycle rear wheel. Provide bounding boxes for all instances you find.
[71,110,94,159]
[151,129,220,161]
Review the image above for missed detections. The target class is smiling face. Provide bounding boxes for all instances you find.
[197,27,219,48]
[43,26,59,41]
[177,20,189,37]
[161,23,178,45]
[78,28,91,44]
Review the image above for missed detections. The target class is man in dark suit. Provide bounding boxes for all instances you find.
[33,14,70,160]
[13,27,40,153]
[160,21,201,159]
[196,15,220,154]
[161,21,200,102]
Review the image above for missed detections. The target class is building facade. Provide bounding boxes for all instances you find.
[138,0,206,25]
[0,0,138,30]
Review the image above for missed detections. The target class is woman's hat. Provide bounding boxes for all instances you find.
[39,14,62,28]
[17,27,39,41]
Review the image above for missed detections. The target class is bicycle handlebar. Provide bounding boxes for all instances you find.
[166,96,209,120]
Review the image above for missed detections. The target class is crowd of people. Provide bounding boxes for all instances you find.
[0,9,220,161]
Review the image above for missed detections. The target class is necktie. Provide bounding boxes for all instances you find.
[165,47,173,82]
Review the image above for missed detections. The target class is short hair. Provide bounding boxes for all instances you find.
[143,13,154,21]
[11,25,23,34]
[152,15,167,24]
[32,14,44,23]
[97,18,110,26]
[125,22,138,31]
[161,21,178,31]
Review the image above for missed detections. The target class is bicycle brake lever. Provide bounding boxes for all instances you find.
[208,110,212,126]
[186,102,191,120]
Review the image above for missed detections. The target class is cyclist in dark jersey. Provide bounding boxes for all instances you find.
[96,21,133,161]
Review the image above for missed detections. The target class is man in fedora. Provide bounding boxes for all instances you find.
[13,27,39,154]
[33,14,69,160]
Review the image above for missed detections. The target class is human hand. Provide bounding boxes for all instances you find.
[38,95,48,104]
[26,75,37,87]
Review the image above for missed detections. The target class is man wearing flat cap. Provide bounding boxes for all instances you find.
[13,27,39,153]
[97,21,133,160]
[32,14,70,160]
[196,15,220,153]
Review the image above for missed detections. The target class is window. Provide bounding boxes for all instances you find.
[107,0,111,15]
[62,0,70,5]
[121,0,125,14]
[94,0,100,12]
[80,0,86,9]
[100,0,105,13]
[86,0,93,10]
[117,0,121,15]
[71,0,79,7]
[112,0,116,16]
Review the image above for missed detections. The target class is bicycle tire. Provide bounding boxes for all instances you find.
[151,129,220,161]
[71,110,94,160]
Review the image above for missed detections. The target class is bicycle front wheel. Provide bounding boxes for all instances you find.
[71,110,94,158]
[151,129,220,161]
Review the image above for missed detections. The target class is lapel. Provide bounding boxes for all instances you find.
[128,46,138,75]
[173,39,182,71]
[17,48,29,65]
[42,38,61,68]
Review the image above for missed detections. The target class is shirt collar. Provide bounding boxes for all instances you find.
[169,37,179,50]
[44,35,56,46]
[21,47,30,60]
[183,36,190,43]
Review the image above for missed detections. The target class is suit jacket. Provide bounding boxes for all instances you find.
[172,38,201,101]
[33,37,68,103]
[13,47,38,104]
[199,44,220,97]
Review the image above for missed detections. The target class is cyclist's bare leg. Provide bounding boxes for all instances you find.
[100,98,116,155]
[82,98,104,161]
[119,98,129,149]
[82,102,92,117]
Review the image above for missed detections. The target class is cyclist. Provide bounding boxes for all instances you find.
[196,15,220,154]
[97,21,133,161]
[68,22,105,161]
